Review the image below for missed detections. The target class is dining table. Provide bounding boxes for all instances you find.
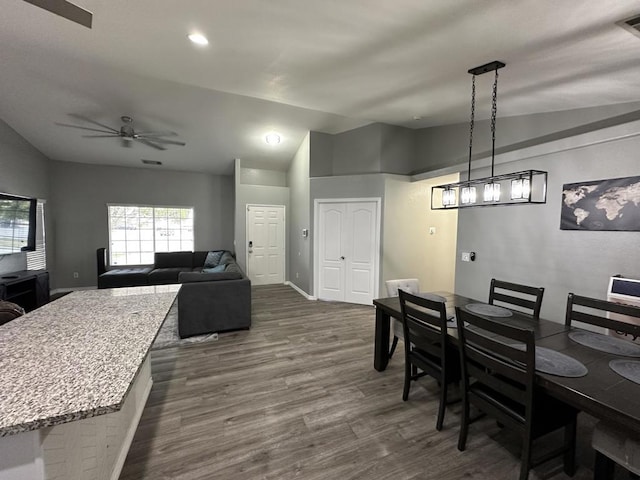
[373,291,640,432]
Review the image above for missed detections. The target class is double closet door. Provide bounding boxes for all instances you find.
[316,200,379,305]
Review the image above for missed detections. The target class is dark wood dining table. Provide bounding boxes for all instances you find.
[373,291,640,432]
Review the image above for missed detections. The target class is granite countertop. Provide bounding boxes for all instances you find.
[0,285,179,437]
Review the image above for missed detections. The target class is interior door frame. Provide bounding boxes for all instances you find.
[313,197,381,303]
[245,204,286,284]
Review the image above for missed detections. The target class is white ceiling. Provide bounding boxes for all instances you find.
[1,0,640,174]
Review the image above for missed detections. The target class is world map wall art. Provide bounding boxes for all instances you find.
[561,175,640,231]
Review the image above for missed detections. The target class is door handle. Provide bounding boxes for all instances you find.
[340,256,345,260]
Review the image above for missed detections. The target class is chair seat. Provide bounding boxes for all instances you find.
[470,382,578,435]
[593,421,640,475]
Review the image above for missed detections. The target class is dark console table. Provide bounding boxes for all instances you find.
[0,270,49,312]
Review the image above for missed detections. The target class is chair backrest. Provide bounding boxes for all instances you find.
[386,278,420,297]
[455,306,536,428]
[489,278,545,318]
[398,289,450,368]
[565,293,640,341]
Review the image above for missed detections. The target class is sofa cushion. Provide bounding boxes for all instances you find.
[219,251,235,265]
[225,262,241,273]
[99,267,152,288]
[203,264,226,273]
[193,251,209,267]
[179,271,243,283]
[203,250,224,268]
[154,252,194,269]
[149,267,192,284]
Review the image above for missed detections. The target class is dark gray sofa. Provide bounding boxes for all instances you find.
[96,248,251,338]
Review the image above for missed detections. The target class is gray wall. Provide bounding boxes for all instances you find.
[49,161,234,289]
[234,160,290,276]
[240,168,288,187]
[0,119,51,275]
[414,101,640,175]
[454,126,640,324]
[287,134,311,294]
[309,123,416,178]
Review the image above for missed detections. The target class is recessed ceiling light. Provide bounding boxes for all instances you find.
[188,33,209,45]
[265,133,281,145]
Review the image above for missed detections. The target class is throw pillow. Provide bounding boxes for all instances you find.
[202,264,226,273]
[203,250,224,268]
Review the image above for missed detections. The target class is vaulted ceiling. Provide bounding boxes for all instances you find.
[1,0,640,174]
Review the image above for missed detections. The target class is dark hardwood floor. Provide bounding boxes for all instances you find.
[119,284,606,480]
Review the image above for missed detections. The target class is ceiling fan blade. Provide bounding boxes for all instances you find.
[67,114,119,133]
[136,131,179,137]
[23,0,92,28]
[56,123,117,134]
[82,134,121,138]
[136,138,166,151]
[142,138,186,146]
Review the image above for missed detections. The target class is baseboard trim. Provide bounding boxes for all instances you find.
[285,281,317,300]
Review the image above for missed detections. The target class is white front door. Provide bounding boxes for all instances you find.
[247,205,285,285]
[317,200,379,305]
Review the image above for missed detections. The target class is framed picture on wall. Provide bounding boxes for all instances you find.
[560,175,640,231]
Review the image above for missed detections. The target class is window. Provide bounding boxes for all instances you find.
[108,205,194,266]
[26,200,46,270]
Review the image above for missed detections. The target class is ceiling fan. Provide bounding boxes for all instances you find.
[57,114,186,151]
[23,0,93,29]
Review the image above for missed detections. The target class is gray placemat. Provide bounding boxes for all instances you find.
[535,347,588,377]
[465,303,513,317]
[417,292,446,303]
[609,359,640,385]
[569,330,640,358]
[512,345,588,377]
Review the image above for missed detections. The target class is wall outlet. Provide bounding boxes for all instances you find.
[73,272,79,278]
[461,252,471,262]
[296,272,299,279]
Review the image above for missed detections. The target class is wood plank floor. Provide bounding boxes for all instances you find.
[119,284,609,480]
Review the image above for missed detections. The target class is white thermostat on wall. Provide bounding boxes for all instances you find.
[302,228,309,238]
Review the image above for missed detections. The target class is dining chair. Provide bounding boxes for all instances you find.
[564,294,640,480]
[489,278,545,318]
[455,306,578,480]
[385,278,420,359]
[398,289,460,431]
[565,293,640,339]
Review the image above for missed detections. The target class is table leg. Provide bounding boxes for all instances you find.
[374,306,390,371]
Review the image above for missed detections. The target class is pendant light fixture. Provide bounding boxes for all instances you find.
[431,61,547,209]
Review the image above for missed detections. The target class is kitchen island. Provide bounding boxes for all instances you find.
[0,285,179,480]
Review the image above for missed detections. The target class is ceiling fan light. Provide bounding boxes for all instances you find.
[265,133,281,145]
[188,33,209,45]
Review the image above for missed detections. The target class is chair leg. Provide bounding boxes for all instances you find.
[520,437,533,480]
[563,418,577,477]
[594,451,615,480]
[436,381,447,431]
[457,398,469,451]
[402,360,411,401]
[389,335,399,358]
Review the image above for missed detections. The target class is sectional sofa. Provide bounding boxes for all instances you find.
[96,248,251,337]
